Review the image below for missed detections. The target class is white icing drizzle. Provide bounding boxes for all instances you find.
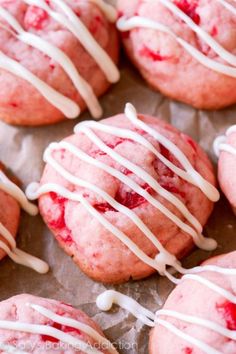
[0,169,49,274]
[26,102,218,276]
[0,50,79,119]
[182,274,236,303]
[217,0,236,16]
[117,0,236,78]
[159,0,236,66]
[0,302,117,354]
[227,125,236,135]
[96,290,156,327]
[97,262,236,354]
[75,119,217,206]
[213,125,236,157]
[155,309,236,340]
[123,103,219,202]
[174,263,236,277]
[0,0,119,119]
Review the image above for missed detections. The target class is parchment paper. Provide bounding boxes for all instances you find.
[0,40,236,354]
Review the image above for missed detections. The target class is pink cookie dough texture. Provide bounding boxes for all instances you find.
[0,294,111,353]
[149,251,236,354]
[0,0,119,126]
[38,112,216,284]
[117,0,236,110]
[218,131,236,215]
[0,163,20,261]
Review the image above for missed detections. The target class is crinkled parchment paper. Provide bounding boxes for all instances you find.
[1,10,236,354]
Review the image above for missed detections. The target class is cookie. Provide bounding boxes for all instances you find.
[0,162,48,273]
[0,0,119,126]
[26,103,219,284]
[117,0,236,110]
[0,294,117,353]
[214,125,236,215]
[149,251,236,354]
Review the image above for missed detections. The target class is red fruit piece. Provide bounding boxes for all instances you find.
[121,31,130,40]
[211,26,218,37]
[160,183,185,198]
[93,184,153,213]
[60,302,73,308]
[139,46,168,62]
[184,135,198,152]
[117,10,124,18]
[115,184,152,209]
[153,145,185,198]
[9,102,18,108]
[49,192,67,229]
[48,193,73,244]
[89,15,103,34]
[24,6,48,30]
[120,166,132,176]
[106,138,132,149]
[184,348,193,354]
[154,145,175,178]
[93,202,116,213]
[174,0,200,25]
[216,301,236,330]
[41,321,81,343]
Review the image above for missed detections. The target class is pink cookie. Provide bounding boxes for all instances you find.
[34,107,217,284]
[0,0,119,126]
[117,0,236,110]
[0,294,114,353]
[149,251,236,354]
[0,163,20,261]
[216,127,236,215]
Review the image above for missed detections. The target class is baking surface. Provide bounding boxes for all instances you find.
[0,40,236,354]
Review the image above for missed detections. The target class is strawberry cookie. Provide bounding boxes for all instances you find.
[149,251,236,354]
[0,294,118,353]
[26,103,219,284]
[0,0,119,126]
[0,162,48,273]
[117,0,236,110]
[214,125,236,215]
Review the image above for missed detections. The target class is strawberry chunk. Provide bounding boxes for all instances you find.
[217,301,236,330]
[174,0,200,25]
[24,6,48,30]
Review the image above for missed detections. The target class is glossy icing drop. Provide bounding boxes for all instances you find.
[213,125,236,157]
[0,168,48,273]
[117,0,236,78]
[0,0,119,119]
[96,290,156,327]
